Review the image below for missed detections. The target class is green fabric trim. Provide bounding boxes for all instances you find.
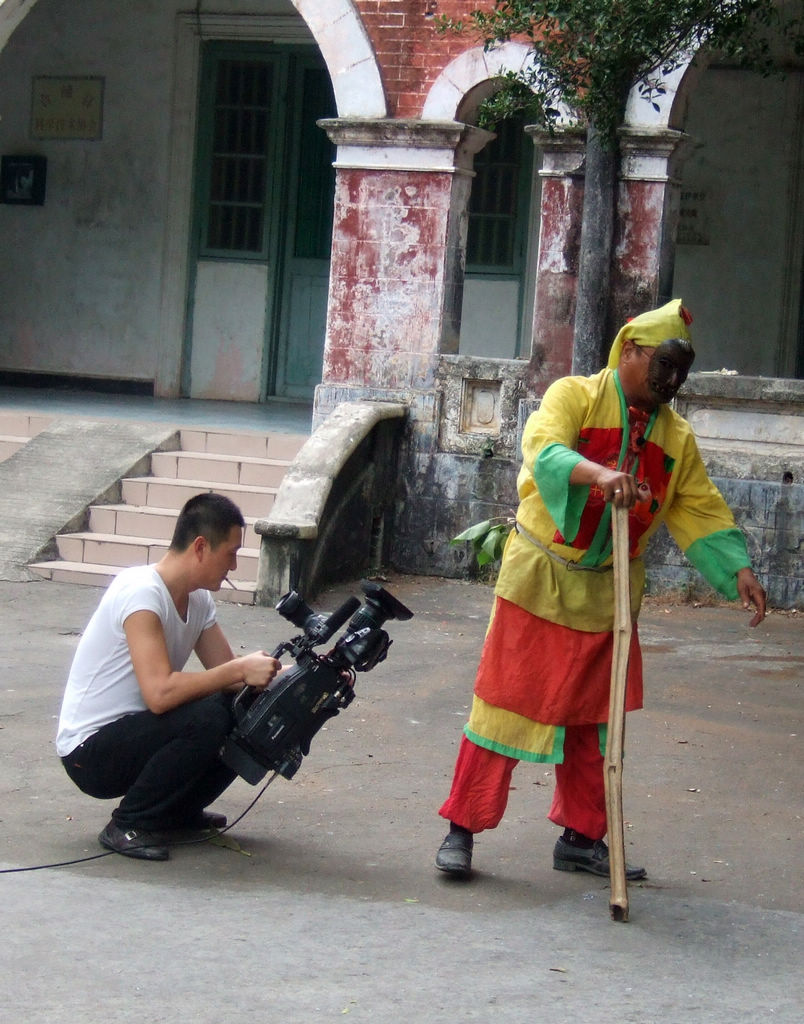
[580,374,658,567]
[534,443,586,542]
[685,528,750,600]
[613,371,632,464]
[578,505,613,567]
[464,724,610,762]
[577,375,628,566]
[464,724,566,764]
[598,723,608,758]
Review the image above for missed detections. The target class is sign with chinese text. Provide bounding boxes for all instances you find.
[31,76,104,140]
[677,189,710,246]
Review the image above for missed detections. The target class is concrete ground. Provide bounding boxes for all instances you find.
[1,572,802,1023]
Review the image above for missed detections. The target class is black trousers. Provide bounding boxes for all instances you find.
[61,693,237,831]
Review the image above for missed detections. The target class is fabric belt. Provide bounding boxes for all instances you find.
[515,521,612,573]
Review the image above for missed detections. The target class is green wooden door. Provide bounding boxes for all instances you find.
[190,43,335,399]
[274,61,336,397]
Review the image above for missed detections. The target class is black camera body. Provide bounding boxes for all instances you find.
[220,581,413,785]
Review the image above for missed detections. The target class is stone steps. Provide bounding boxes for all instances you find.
[30,559,259,604]
[0,410,53,461]
[87,503,263,548]
[26,423,308,604]
[120,476,279,519]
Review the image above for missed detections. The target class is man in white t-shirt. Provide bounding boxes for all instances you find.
[57,492,281,861]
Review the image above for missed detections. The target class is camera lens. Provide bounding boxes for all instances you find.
[347,581,413,632]
[275,591,317,631]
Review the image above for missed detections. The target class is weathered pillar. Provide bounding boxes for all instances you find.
[525,127,587,386]
[312,118,496,578]
[315,118,492,421]
[610,127,690,326]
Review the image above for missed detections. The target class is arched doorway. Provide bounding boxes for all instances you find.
[422,43,540,360]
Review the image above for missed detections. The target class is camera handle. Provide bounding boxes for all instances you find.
[232,594,362,723]
[231,638,291,722]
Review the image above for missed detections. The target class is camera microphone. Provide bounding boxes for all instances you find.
[274,591,361,646]
[312,596,361,645]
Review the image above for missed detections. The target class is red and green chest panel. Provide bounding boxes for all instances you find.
[555,425,676,554]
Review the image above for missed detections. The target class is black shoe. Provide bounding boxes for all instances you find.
[553,837,646,881]
[171,810,227,832]
[151,810,228,844]
[195,810,227,830]
[99,820,170,861]
[435,831,473,878]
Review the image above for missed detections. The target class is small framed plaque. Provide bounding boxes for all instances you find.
[1,155,47,205]
[31,75,104,140]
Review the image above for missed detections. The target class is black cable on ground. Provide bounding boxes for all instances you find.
[0,772,278,875]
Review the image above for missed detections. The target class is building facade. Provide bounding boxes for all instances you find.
[0,1,801,602]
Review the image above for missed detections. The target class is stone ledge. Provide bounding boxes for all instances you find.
[254,401,407,540]
[678,373,804,410]
[698,438,804,482]
[254,401,408,603]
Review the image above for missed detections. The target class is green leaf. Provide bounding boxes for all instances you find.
[450,520,493,545]
[480,524,510,563]
[451,519,511,566]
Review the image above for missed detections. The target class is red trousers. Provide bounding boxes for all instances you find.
[439,724,607,840]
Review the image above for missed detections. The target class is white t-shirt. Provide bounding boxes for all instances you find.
[56,565,217,756]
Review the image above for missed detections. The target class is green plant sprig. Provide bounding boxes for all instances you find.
[450,516,516,566]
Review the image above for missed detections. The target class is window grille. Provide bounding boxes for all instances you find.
[205,59,272,255]
[466,119,525,272]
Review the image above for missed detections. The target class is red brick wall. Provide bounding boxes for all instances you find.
[353,1,486,117]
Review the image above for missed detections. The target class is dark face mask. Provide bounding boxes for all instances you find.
[646,338,695,403]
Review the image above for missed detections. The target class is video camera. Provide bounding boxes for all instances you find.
[220,580,413,785]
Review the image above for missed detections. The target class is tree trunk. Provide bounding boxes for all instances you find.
[572,121,618,375]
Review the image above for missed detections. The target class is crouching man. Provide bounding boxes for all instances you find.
[57,492,281,861]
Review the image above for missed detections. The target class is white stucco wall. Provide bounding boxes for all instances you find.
[673,68,804,376]
[0,0,311,388]
[0,0,178,381]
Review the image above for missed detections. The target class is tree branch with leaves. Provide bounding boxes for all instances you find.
[440,0,802,141]
[439,0,802,372]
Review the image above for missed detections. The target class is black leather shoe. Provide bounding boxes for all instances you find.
[435,831,473,878]
[99,820,170,861]
[196,810,227,830]
[172,810,227,832]
[151,810,228,844]
[553,837,646,880]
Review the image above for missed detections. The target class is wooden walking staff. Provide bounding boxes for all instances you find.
[605,504,632,922]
